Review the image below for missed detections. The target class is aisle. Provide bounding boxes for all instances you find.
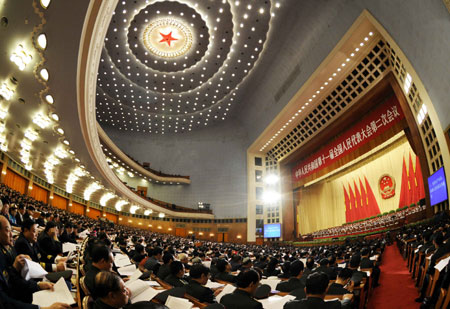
[367,244,420,309]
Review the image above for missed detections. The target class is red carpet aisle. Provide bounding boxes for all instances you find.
[367,244,420,309]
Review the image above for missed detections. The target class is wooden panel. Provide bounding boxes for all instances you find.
[4,169,27,194]
[175,228,186,237]
[105,212,118,223]
[70,202,85,215]
[87,208,101,220]
[52,194,68,210]
[30,184,48,204]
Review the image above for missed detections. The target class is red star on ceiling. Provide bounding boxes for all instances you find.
[159,31,178,47]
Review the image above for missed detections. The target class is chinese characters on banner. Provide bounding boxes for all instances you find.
[292,96,405,182]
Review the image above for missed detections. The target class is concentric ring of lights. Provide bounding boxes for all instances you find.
[143,18,193,59]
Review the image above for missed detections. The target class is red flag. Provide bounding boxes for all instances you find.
[343,185,350,223]
[415,155,426,201]
[348,184,356,222]
[353,180,363,220]
[408,153,417,205]
[398,156,409,208]
[365,176,381,216]
[359,178,369,218]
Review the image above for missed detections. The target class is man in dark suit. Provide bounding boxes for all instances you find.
[347,256,367,287]
[156,252,173,280]
[84,245,114,295]
[0,216,67,308]
[15,204,26,227]
[38,221,63,265]
[185,264,215,303]
[14,219,65,272]
[220,269,263,309]
[59,223,76,244]
[314,258,337,280]
[164,261,188,287]
[144,247,162,273]
[327,268,353,295]
[214,259,236,283]
[300,257,315,285]
[283,272,353,309]
[359,248,380,287]
[276,260,305,292]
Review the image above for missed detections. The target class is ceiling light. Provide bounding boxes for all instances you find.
[0,81,15,101]
[56,127,64,135]
[0,107,7,120]
[84,182,101,200]
[115,200,127,211]
[259,8,264,14]
[54,147,67,159]
[63,139,69,145]
[51,113,59,121]
[130,205,139,214]
[32,113,51,128]
[45,94,54,104]
[10,44,32,71]
[159,213,165,218]
[37,34,47,49]
[24,129,38,141]
[100,192,114,206]
[40,68,49,81]
[40,0,51,9]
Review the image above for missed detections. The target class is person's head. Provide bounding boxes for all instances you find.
[319,258,329,267]
[306,257,315,269]
[152,247,163,260]
[170,261,185,278]
[349,256,360,269]
[434,232,444,248]
[305,272,329,297]
[22,218,38,243]
[0,216,12,246]
[27,206,35,214]
[65,223,73,234]
[1,202,9,215]
[290,260,304,278]
[162,252,174,265]
[94,271,130,308]
[178,253,189,264]
[18,205,25,215]
[91,245,114,271]
[361,248,370,257]
[189,264,210,285]
[9,207,17,216]
[336,268,353,285]
[216,259,232,273]
[134,244,144,254]
[236,269,260,295]
[44,221,58,238]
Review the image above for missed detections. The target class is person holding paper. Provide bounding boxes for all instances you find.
[185,264,216,304]
[0,216,69,309]
[220,269,262,309]
[93,271,131,308]
[164,261,189,287]
[283,272,353,309]
[85,244,114,295]
[38,221,63,265]
[276,260,305,293]
[14,219,66,272]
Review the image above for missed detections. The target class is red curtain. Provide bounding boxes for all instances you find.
[105,212,118,223]
[86,208,101,219]
[4,169,27,194]
[70,202,85,215]
[30,185,49,203]
[52,194,67,210]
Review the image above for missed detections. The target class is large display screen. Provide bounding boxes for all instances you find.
[428,167,448,206]
[264,223,281,238]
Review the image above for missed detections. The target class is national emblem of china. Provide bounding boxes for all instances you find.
[379,174,395,199]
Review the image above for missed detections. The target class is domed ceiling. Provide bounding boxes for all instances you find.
[96,0,279,134]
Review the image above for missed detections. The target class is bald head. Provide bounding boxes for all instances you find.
[0,216,13,246]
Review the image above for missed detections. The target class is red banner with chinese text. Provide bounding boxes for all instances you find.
[292,96,404,182]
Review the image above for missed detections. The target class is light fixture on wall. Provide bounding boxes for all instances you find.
[100,192,115,206]
[115,200,127,211]
[84,182,101,200]
[144,209,153,216]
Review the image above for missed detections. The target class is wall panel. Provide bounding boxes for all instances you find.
[70,202,85,215]
[87,208,101,220]
[52,194,68,210]
[4,169,27,194]
[30,185,49,204]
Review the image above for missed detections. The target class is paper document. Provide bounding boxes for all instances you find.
[205,280,224,289]
[128,269,143,282]
[22,258,48,281]
[62,242,79,253]
[435,256,450,272]
[216,284,236,302]
[258,295,296,309]
[118,264,137,276]
[260,278,281,291]
[338,263,346,268]
[147,280,161,287]
[125,279,161,303]
[165,295,193,309]
[202,260,211,268]
[32,277,75,307]
[114,253,132,267]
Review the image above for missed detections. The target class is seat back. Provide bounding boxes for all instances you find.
[82,296,94,309]
[80,276,91,296]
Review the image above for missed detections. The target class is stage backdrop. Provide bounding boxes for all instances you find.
[296,135,424,235]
